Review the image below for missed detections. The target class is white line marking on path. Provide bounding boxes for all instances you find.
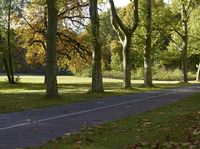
[0,92,176,131]
[0,122,30,131]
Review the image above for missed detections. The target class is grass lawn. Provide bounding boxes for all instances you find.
[0,76,194,113]
[38,93,200,149]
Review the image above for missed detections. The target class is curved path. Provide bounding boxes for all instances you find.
[0,84,200,149]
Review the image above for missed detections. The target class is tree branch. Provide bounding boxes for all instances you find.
[130,0,139,33]
[109,0,128,34]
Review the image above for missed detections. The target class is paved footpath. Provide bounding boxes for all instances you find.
[0,84,200,149]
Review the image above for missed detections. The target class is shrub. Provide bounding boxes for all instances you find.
[153,68,181,81]
[153,65,196,81]
[76,65,196,81]
[75,67,92,77]
[110,53,123,71]
[103,70,123,79]
[132,67,144,80]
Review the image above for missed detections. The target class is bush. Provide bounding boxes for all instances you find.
[132,67,144,80]
[76,65,196,81]
[188,71,196,81]
[110,53,123,71]
[103,70,123,79]
[75,67,92,77]
[102,68,144,80]
[153,65,196,81]
[153,67,181,81]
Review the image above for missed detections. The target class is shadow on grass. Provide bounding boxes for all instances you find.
[0,81,189,113]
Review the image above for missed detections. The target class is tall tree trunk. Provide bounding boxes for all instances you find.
[89,0,103,93]
[7,0,15,84]
[123,35,132,89]
[181,4,188,83]
[144,0,153,87]
[181,38,188,83]
[109,0,139,89]
[45,0,58,97]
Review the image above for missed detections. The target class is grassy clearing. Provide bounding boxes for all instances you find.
[38,93,200,149]
[0,76,194,113]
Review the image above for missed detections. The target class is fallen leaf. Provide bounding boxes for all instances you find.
[143,122,152,126]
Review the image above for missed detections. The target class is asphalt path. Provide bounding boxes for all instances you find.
[0,84,200,149]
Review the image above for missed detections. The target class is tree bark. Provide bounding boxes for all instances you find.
[2,56,12,83]
[0,32,11,82]
[144,0,153,87]
[181,37,188,83]
[196,63,200,82]
[45,0,58,97]
[7,0,15,84]
[180,3,188,83]
[89,0,103,93]
[109,0,139,89]
[123,35,132,89]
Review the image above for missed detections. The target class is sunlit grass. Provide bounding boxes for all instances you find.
[0,75,195,113]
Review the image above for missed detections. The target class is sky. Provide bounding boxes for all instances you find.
[113,0,131,7]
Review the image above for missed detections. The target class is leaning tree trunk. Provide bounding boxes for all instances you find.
[144,0,153,87]
[89,0,103,93]
[45,0,58,97]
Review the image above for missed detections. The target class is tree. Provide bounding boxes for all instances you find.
[7,0,15,84]
[169,0,196,83]
[0,0,17,84]
[179,1,189,83]
[187,2,200,81]
[109,0,139,89]
[89,0,103,92]
[144,0,153,87]
[16,0,91,74]
[45,0,58,97]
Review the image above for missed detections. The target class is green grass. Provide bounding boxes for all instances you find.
[0,76,194,113]
[38,93,200,149]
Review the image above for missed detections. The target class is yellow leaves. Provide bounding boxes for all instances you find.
[119,3,134,27]
[110,40,121,55]
[26,45,45,65]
